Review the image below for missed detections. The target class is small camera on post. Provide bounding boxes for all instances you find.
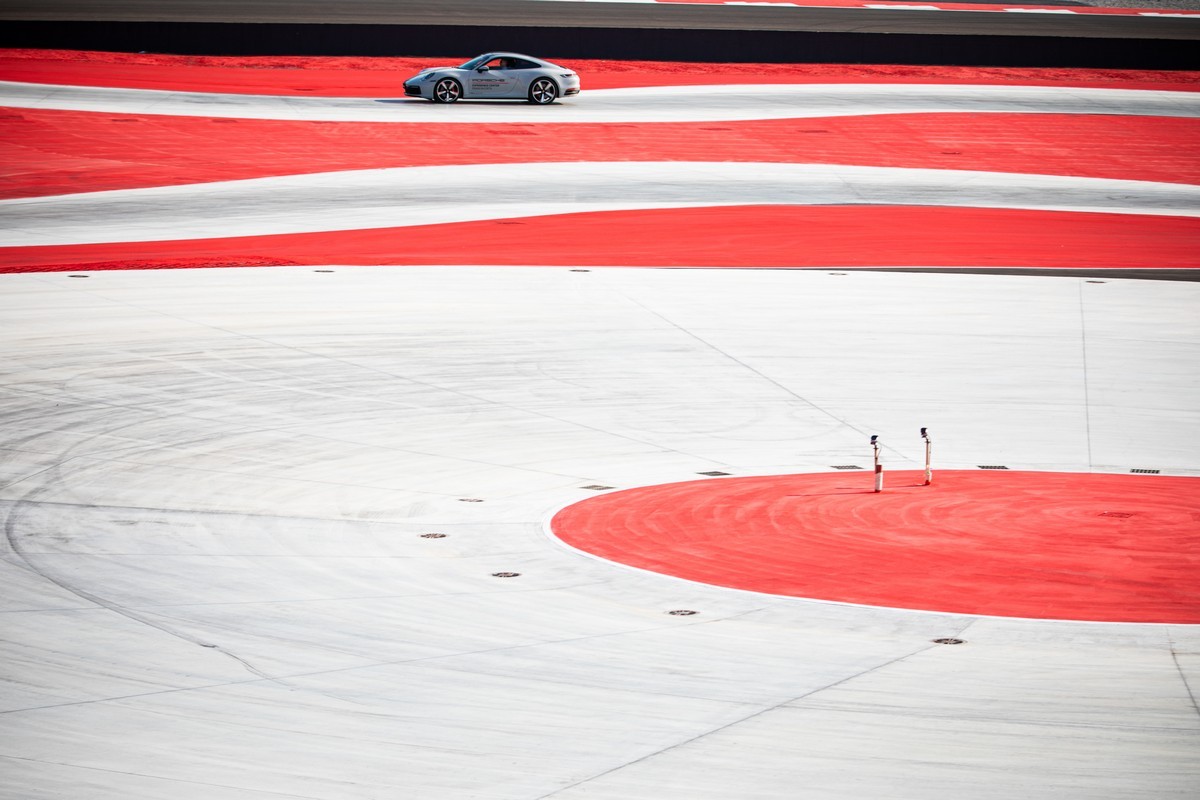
[920,428,932,486]
[871,435,882,493]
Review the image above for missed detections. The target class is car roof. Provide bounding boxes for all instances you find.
[479,52,544,62]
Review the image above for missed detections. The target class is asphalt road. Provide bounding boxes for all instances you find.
[1,0,1198,40]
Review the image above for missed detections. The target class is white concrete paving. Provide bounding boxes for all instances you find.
[3,161,1198,247]
[1,266,1198,799]
[2,80,1198,123]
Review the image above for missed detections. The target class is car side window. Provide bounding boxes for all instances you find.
[509,58,539,70]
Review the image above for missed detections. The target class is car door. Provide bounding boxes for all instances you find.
[502,57,545,99]
[466,57,520,98]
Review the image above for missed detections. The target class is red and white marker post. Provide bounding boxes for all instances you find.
[921,427,932,486]
[871,434,883,493]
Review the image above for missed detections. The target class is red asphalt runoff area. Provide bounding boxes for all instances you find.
[3,50,1198,622]
[552,471,1200,623]
[2,50,1199,272]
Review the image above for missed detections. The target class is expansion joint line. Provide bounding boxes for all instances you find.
[617,290,907,458]
[535,641,941,799]
[1167,632,1200,720]
[1078,281,1095,470]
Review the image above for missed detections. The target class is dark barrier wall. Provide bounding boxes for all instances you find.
[3,21,1199,69]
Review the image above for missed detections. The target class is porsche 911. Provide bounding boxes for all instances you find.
[404,53,580,104]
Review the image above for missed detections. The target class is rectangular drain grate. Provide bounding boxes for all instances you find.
[1130,468,1160,474]
[978,465,1009,470]
[697,471,731,476]
[831,465,863,470]
[581,484,615,491]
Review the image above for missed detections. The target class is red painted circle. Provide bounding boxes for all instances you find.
[551,471,1200,623]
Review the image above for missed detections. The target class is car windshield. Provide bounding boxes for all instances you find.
[458,55,494,70]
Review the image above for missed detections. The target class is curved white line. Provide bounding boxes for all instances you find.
[1,80,1197,123]
[3,161,1197,247]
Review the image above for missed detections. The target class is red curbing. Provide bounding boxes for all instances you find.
[550,470,1200,623]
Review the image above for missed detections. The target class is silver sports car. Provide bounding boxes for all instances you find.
[403,53,580,104]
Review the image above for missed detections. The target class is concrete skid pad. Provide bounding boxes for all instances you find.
[1,266,1198,799]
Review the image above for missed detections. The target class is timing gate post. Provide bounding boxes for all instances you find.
[921,427,932,486]
[871,435,882,493]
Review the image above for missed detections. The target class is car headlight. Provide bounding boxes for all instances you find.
[422,73,438,82]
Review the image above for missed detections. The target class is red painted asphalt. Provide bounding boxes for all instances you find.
[5,111,1199,200]
[551,471,1200,623]
[5,206,1198,272]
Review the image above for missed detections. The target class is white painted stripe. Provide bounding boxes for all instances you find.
[3,161,1197,247]
[2,81,1197,124]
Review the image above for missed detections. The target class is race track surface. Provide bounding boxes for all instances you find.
[3,54,1199,272]
[1,51,1198,800]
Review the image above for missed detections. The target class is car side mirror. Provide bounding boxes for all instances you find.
[477,66,490,73]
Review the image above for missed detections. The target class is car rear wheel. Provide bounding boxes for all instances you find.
[528,78,558,105]
[433,78,462,103]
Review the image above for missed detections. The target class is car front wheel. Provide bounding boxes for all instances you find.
[433,78,462,103]
[528,78,558,105]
